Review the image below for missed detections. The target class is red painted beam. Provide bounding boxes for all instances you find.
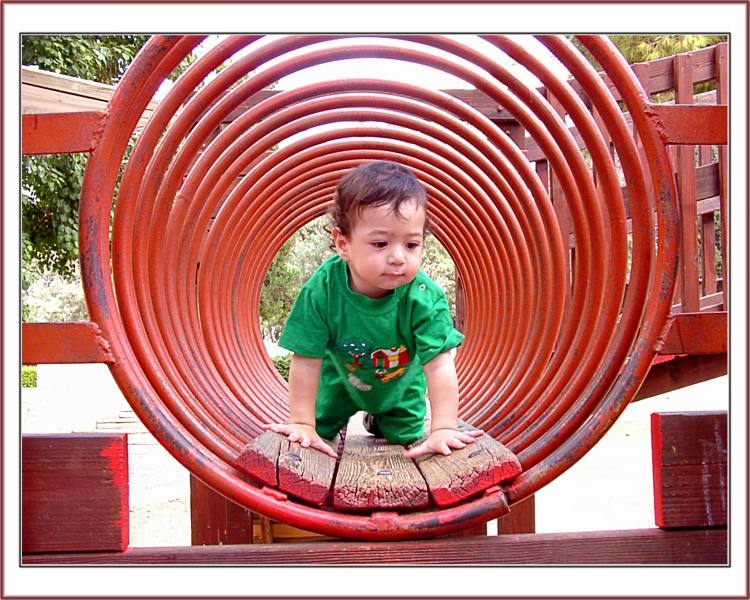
[634,354,726,402]
[658,312,727,355]
[22,528,727,565]
[650,104,727,145]
[22,322,114,364]
[22,111,106,155]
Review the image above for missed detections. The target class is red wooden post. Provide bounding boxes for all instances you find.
[714,43,728,309]
[22,433,129,553]
[673,53,700,313]
[698,145,717,296]
[498,494,536,534]
[651,411,727,528]
[189,475,254,545]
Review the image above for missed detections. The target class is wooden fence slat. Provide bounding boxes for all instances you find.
[23,527,727,565]
[22,433,129,553]
[715,43,729,310]
[651,412,727,528]
[22,322,114,364]
[673,53,701,313]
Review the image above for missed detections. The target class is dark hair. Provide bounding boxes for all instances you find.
[329,161,428,236]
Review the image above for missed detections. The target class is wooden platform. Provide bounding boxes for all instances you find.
[236,414,521,511]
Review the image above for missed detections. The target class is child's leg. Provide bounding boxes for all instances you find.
[373,392,426,446]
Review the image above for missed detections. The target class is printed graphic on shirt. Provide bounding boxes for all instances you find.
[347,373,373,391]
[335,337,373,369]
[372,345,410,384]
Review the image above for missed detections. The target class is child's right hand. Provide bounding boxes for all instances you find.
[262,422,338,458]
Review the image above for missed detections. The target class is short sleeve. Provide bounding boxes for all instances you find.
[278,285,330,358]
[412,287,464,365]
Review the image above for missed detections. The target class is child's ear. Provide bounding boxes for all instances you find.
[332,227,350,260]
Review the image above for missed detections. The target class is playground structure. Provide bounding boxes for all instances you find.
[21,35,727,562]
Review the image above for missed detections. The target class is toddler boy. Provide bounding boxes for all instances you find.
[264,161,481,459]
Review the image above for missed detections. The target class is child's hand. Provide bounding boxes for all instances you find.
[403,428,483,459]
[262,423,338,458]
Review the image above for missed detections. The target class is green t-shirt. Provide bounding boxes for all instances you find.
[278,255,463,438]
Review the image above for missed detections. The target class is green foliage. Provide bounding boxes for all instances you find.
[259,241,303,341]
[272,354,292,381]
[23,265,89,322]
[21,35,151,294]
[22,35,150,84]
[22,365,38,388]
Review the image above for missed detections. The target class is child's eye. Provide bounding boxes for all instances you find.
[407,242,422,250]
[371,241,387,249]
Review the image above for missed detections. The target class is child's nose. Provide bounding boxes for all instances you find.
[389,247,405,264]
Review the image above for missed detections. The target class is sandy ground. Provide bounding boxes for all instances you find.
[20,363,729,545]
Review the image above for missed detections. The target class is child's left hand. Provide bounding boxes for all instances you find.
[403,428,483,459]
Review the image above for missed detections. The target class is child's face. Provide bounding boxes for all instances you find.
[333,199,426,298]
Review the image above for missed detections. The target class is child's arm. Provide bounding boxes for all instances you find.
[263,353,337,458]
[403,351,482,459]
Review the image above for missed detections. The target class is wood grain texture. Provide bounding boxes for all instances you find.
[189,475,254,546]
[651,411,727,528]
[333,415,428,510]
[416,432,522,507]
[23,528,727,565]
[235,431,283,486]
[278,436,338,506]
[22,433,129,553]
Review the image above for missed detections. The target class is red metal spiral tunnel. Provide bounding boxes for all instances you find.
[78,35,679,539]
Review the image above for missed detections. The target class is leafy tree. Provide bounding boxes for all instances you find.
[570,34,726,73]
[22,36,151,285]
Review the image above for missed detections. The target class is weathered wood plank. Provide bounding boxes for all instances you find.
[651,411,727,528]
[23,527,727,565]
[415,426,522,507]
[22,433,129,553]
[189,475,254,546]
[235,431,283,486]
[278,436,338,506]
[333,414,428,510]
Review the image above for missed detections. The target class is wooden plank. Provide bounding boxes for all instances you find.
[22,433,129,553]
[415,425,522,507]
[715,43,728,310]
[650,104,727,145]
[189,475,254,545]
[277,436,338,506]
[333,414,428,510]
[22,322,114,364]
[235,431,283,486]
[634,354,727,402]
[659,312,727,355]
[22,111,107,155]
[498,494,536,534]
[651,412,727,528]
[673,53,701,314]
[23,527,727,564]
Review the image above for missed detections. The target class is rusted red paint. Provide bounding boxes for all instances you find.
[21,35,726,539]
[22,111,106,155]
[22,322,114,364]
[659,312,727,355]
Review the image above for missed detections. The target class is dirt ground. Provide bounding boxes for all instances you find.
[20,363,729,545]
